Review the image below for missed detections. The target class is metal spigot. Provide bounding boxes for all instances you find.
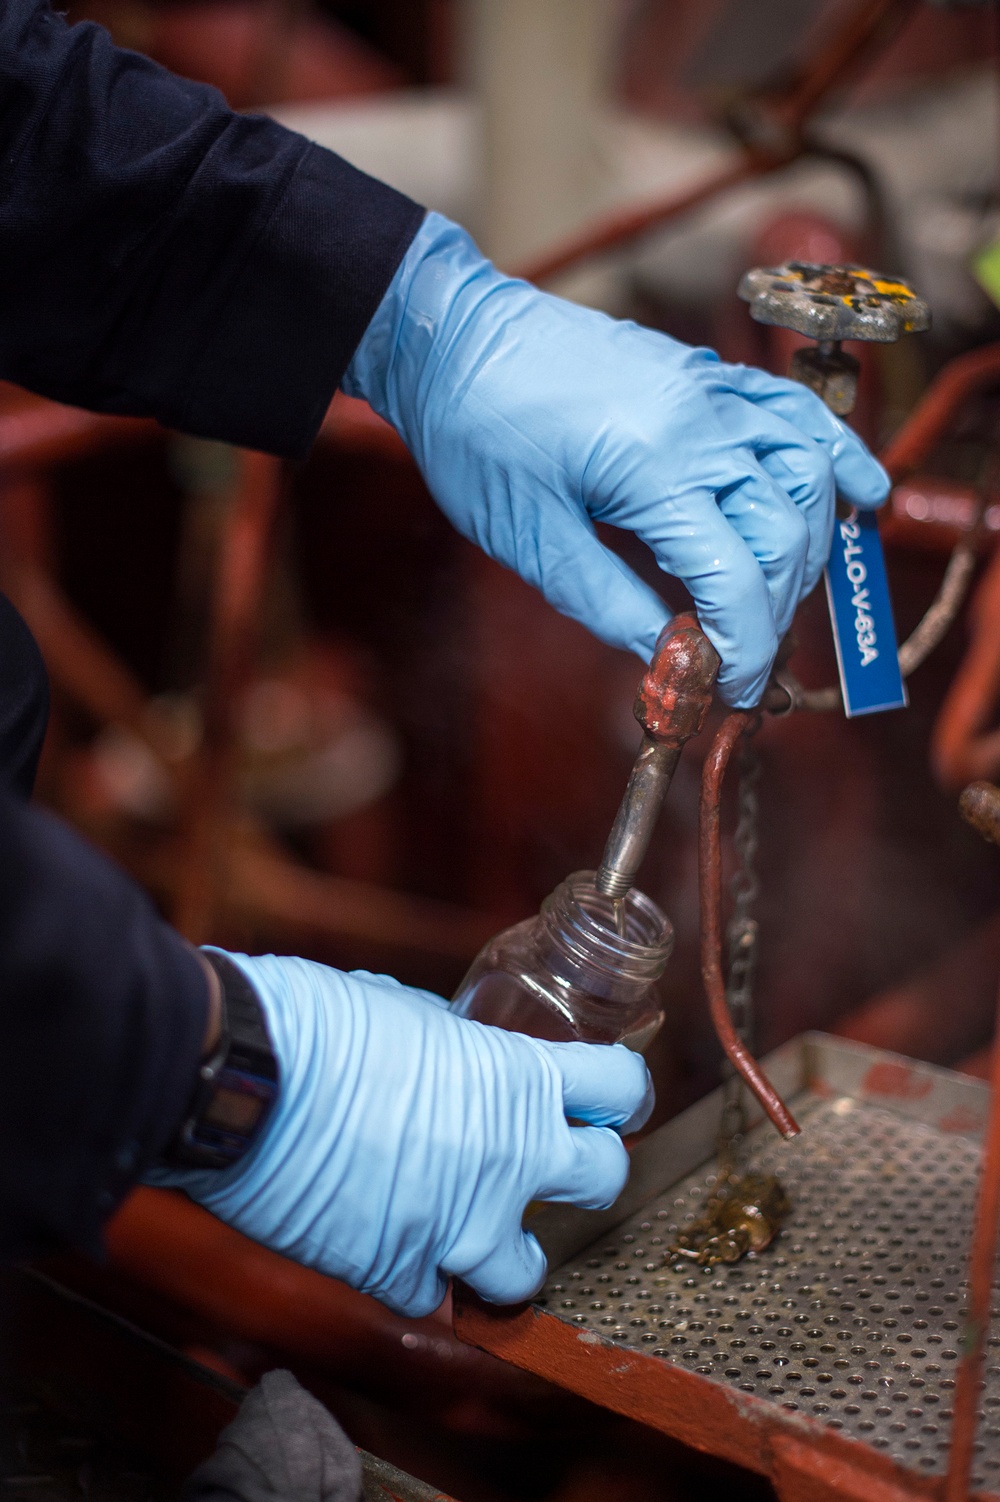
[595,614,720,901]
[737,261,930,415]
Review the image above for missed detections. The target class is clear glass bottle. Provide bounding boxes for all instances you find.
[451,871,672,1051]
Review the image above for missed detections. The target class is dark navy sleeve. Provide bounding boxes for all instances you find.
[0,788,209,1260]
[0,8,425,1261]
[0,0,424,458]
[0,594,208,1261]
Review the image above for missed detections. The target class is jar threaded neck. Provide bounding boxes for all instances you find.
[540,871,672,984]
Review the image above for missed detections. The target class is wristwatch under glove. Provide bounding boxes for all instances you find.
[163,949,279,1169]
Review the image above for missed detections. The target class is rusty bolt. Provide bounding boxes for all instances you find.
[960,781,1000,847]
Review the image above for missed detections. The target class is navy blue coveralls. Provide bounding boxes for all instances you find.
[0,0,423,1261]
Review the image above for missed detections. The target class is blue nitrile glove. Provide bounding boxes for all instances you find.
[146,953,653,1318]
[343,212,889,708]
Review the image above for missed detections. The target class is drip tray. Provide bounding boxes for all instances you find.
[453,1034,1000,1500]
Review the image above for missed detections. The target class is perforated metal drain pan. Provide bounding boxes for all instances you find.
[454,1034,999,1501]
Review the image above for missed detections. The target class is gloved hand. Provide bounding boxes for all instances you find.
[146,952,653,1318]
[344,212,889,708]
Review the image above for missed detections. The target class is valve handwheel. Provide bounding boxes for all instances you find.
[738,260,931,415]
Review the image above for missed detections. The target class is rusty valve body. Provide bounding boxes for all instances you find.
[632,615,722,745]
[595,615,719,901]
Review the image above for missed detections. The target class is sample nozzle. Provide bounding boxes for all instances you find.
[595,614,720,901]
[595,740,681,900]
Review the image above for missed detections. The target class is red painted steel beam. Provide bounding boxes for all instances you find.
[452,1294,941,1501]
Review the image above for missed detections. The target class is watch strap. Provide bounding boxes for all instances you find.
[163,951,279,1170]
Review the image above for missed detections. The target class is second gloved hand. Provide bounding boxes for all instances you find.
[146,953,653,1318]
[343,213,889,708]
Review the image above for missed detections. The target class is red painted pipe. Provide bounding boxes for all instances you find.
[516,159,765,288]
[882,343,1000,481]
[699,712,800,1140]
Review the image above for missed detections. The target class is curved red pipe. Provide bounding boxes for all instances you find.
[881,342,1000,481]
[515,159,763,288]
[699,712,800,1140]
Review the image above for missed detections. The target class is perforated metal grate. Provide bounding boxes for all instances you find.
[535,1094,1000,1488]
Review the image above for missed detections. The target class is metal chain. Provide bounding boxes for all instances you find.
[717,734,762,1179]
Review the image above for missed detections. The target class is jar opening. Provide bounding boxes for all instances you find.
[540,871,673,982]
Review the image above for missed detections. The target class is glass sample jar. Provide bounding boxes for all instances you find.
[451,871,673,1051]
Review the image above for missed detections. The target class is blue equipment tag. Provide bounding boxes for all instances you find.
[824,506,907,718]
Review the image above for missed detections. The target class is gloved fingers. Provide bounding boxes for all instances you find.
[754,447,834,597]
[521,508,672,663]
[711,391,836,596]
[714,460,812,640]
[634,486,778,707]
[536,1123,631,1209]
[547,1040,654,1131]
[453,1228,548,1306]
[381,1268,451,1320]
[722,362,890,510]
